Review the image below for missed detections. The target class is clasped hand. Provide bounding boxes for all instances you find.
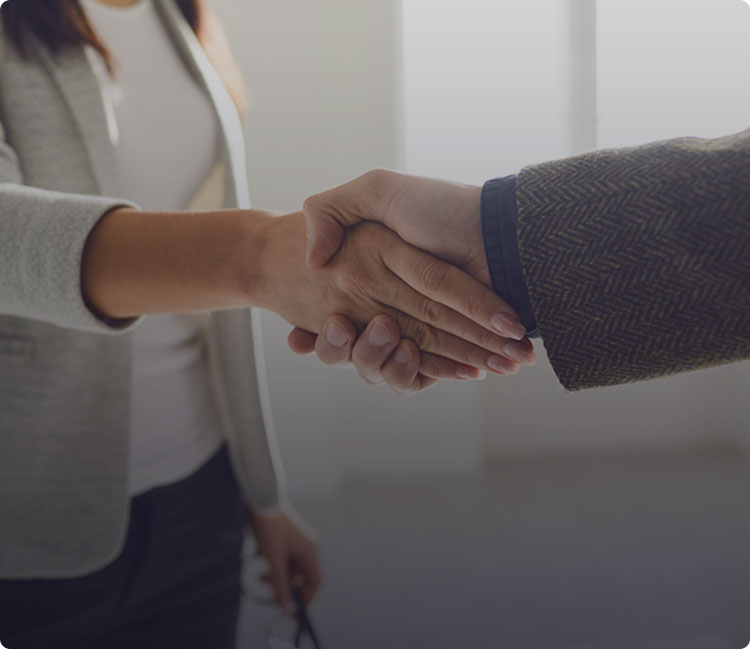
[269,171,537,394]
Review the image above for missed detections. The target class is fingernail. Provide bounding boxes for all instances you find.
[457,368,487,381]
[326,323,349,347]
[490,313,526,341]
[487,355,520,375]
[504,341,538,365]
[368,322,392,346]
[395,347,410,364]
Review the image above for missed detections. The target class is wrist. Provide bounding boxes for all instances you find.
[243,211,307,312]
[458,184,488,285]
[461,184,483,249]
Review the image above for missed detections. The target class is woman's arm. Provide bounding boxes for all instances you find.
[81,207,529,374]
[81,206,270,318]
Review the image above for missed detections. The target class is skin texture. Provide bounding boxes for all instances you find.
[256,214,528,374]
[291,170,538,394]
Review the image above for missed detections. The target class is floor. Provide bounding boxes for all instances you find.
[238,451,750,649]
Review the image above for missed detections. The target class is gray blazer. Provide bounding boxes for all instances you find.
[0,0,285,579]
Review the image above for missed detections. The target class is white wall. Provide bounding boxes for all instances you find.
[598,0,750,147]
[403,0,571,181]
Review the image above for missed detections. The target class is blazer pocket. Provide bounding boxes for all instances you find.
[0,334,37,362]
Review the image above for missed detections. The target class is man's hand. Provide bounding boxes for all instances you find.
[258,214,527,375]
[289,170,537,393]
[304,169,490,286]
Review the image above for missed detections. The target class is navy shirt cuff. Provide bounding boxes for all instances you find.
[481,176,539,338]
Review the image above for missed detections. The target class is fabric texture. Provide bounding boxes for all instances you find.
[80,0,221,211]
[0,0,285,579]
[516,128,750,390]
[0,444,249,649]
[481,175,539,337]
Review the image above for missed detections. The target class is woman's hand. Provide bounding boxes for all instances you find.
[252,506,322,610]
[288,313,538,395]
[253,213,528,375]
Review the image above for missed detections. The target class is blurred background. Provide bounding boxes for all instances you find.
[210,1,750,647]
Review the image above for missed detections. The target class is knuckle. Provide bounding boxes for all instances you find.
[330,266,360,297]
[352,347,388,383]
[416,260,449,294]
[365,168,392,198]
[376,313,400,333]
[326,275,349,307]
[366,168,390,184]
[419,298,445,325]
[421,356,453,379]
[357,368,384,386]
[392,376,418,396]
[392,385,418,397]
[302,194,318,214]
[356,221,388,246]
[474,326,502,351]
[315,344,348,367]
[464,290,487,321]
[402,319,435,351]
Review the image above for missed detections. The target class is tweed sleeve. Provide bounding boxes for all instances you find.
[516,128,750,391]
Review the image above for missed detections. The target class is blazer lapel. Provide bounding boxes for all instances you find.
[154,0,251,210]
[31,39,121,198]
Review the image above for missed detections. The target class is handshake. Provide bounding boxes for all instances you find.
[264,169,538,395]
[84,129,748,395]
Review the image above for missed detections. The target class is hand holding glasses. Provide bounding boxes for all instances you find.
[244,552,324,649]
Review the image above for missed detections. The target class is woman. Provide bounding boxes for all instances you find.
[0,0,527,646]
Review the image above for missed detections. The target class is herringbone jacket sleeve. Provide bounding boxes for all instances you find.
[516,127,750,391]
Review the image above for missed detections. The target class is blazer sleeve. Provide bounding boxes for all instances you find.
[516,127,750,391]
[0,119,141,334]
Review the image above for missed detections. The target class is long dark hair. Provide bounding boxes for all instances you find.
[1,0,203,71]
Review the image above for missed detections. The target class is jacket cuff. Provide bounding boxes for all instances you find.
[0,183,142,334]
[481,176,539,337]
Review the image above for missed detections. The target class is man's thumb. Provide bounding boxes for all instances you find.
[303,199,349,268]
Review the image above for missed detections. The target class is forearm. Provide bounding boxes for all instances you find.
[517,128,750,389]
[80,206,276,320]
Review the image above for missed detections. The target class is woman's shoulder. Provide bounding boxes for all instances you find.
[0,9,40,69]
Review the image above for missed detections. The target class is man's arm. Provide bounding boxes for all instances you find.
[299,128,750,391]
[515,128,750,389]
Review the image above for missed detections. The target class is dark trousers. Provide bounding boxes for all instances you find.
[0,444,249,649]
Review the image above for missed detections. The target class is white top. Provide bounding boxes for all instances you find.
[82,0,225,496]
